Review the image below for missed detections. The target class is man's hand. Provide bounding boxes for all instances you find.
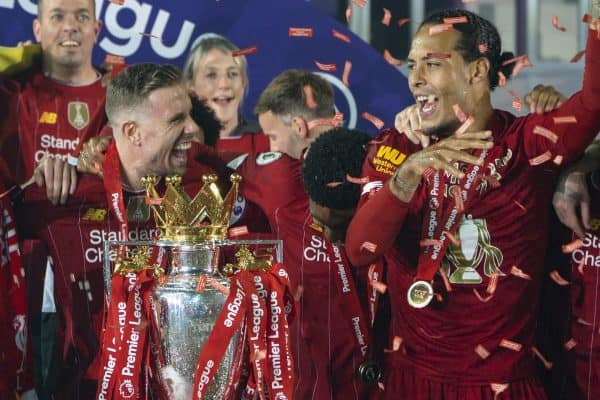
[553,171,591,238]
[394,104,430,147]
[390,130,494,202]
[77,136,112,177]
[524,84,566,114]
[32,155,77,205]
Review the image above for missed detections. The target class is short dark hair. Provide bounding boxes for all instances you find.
[38,0,96,19]
[420,9,515,90]
[302,127,371,210]
[189,91,221,147]
[105,63,181,124]
[254,69,335,121]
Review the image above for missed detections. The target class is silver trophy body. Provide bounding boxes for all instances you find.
[103,239,282,400]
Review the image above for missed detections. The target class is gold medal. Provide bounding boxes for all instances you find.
[126,195,150,223]
[407,280,433,308]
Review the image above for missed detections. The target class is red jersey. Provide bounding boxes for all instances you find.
[0,68,106,183]
[216,131,270,154]
[237,152,368,400]
[346,28,600,400]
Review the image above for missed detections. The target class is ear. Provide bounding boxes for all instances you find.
[121,120,142,146]
[291,116,309,139]
[469,57,490,85]
[93,20,102,44]
[33,19,42,43]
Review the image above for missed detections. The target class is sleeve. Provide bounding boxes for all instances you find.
[523,29,600,167]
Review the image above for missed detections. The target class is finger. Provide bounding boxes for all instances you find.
[436,148,484,166]
[445,138,494,152]
[556,201,585,238]
[581,200,591,230]
[32,167,44,188]
[404,127,420,145]
[44,159,56,205]
[451,130,493,140]
[69,165,78,195]
[429,156,464,180]
[98,136,112,153]
[60,163,71,205]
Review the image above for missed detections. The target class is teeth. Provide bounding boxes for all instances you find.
[173,142,191,151]
[61,40,79,47]
[427,95,436,103]
[416,95,428,102]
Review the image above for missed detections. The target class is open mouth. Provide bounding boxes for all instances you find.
[171,141,192,163]
[60,40,80,49]
[212,96,234,107]
[416,94,439,118]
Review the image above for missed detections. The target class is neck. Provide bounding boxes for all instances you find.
[118,153,146,192]
[466,92,494,133]
[219,115,240,138]
[42,56,98,86]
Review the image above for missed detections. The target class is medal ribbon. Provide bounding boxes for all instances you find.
[367,261,384,327]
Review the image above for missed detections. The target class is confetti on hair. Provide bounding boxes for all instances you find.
[570,50,585,63]
[361,241,378,253]
[553,116,577,124]
[452,104,467,123]
[139,32,162,40]
[326,181,343,188]
[314,61,337,72]
[562,238,583,253]
[443,16,468,25]
[510,265,532,280]
[289,27,313,37]
[486,273,499,295]
[473,288,494,302]
[455,115,474,136]
[549,270,570,286]
[528,151,552,166]
[397,18,411,27]
[533,125,558,143]
[475,344,491,359]
[303,85,318,109]
[346,174,369,185]
[381,8,392,26]
[196,274,208,293]
[499,339,522,352]
[104,54,125,65]
[361,112,384,129]
[439,268,453,292]
[420,238,443,247]
[429,24,453,35]
[352,0,366,7]
[478,44,488,54]
[383,49,403,66]
[426,52,452,60]
[531,346,553,369]
[232,46,257,57]
[346,7,352,23]
[564,338,577,351]
[342,60,352,87]
[228,226,249,238]
[497,71,507,88]
[552,16,567,32]
[553,155,563,165]
[332,29,351,43]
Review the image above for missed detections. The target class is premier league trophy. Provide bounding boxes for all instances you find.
[102,174,284,400]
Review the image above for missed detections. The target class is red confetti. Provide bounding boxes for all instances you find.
[146,197,162,205]
[443,230,461,246]
[453,104,467,123]
[439,268,453,292]
[195,274,208,293]
[346,7,352,23]
[383,49,403,66]
[303,85,317,109]
[397,18,411,27]
[473,288,494,302]
[443,16,468,25]
[104,54,125,65]
[289,27,313,37]
[531,346,553,369]
[512,200,527,212]
[372,281,388,294]
[478,44,488,54]
[232,46,257,57]
[381,8,391,26]
[419,238,443,247]
[361,112,384,129]
[346,174,369,184]
[228,226,249,238]
[352,0,366,8]
[533,125,558,144]
[333,112,344,125]
[361,241,378,253]
[497,71,507,88]
[577,260,585,275]
[294,285,304,301]
[577,317,592,326]
[314,61,337,71]
[563,338,577,351]
[486,273,499,295]
[429,24,453,35]
[452,185,464,212]
[511,55,533,78]
[384,336,403,353]
[332,29,351,43]
[109,0,124,4]
[553,155,564,165]
[582,13,593,24]
[562,238,583,253]
[207,277,230,296]
[426,52,452,60]
[326,181,343,188]
[528,151,552,166]
[510,265,532,280]
[500,339,523,352]
[570,50,585,63]
[475,344,491,359]
[549,270,570,286]
[461,0,477,3]
[552,16,567,32]
[455,115,474,136]
[512,99,522,113]
[553,116,577,124]
[490,383,509,397]
[377,382,385,391]
[342,60,352,87]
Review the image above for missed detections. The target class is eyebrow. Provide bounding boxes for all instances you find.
[167,112,186,126]
[48,7,90,13]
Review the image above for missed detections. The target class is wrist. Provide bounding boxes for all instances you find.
[389,171,419,202]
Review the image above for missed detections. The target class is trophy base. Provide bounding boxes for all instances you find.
[449,267,482,284]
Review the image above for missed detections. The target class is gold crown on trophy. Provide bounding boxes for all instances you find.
[142,173,242,244]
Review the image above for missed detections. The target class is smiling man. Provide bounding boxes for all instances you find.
[346,8,600,400]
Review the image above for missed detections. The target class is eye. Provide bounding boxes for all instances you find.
[427,62,440,68]
[407,64,415,71]
[205,72,217,79]
[228,70,239,79]
[50,13,63,21]
[76,14,90,22]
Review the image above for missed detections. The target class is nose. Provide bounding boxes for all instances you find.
[61,14,79,33]
[408,64,426,90]
[185,115,200,138]
[217,74,230,89]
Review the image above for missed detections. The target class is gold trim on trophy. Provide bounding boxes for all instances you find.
[222,245,274,276]
[113,246,164,278]
[142,173,242,244]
